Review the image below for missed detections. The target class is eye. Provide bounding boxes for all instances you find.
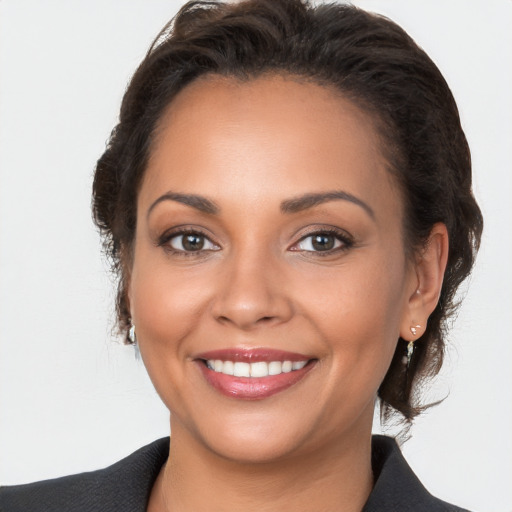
[165,231,219,253]
[291,229,353,253]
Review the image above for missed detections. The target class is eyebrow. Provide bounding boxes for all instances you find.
[280,191,375,219]
[147,189,374,220]
[147,192,220,218]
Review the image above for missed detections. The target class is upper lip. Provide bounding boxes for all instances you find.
[195,348,313,363]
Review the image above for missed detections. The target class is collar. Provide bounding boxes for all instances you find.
[364,435,469,511]
[0,435,468,511]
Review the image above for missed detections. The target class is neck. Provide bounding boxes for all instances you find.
[149,419,374,512]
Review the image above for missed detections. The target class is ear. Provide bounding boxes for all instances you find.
[399,223,449,341]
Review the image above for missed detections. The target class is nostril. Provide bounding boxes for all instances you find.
[215,314,278,329]
[212,291,294,329]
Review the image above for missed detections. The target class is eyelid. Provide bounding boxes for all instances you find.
[289,226,354,253]
[156,224,353,256]
[170,233,218,252]
[157,226,221,253]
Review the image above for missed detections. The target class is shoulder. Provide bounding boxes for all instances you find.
[1,436,472,512]
[365,435,471,512]
[0,437,169,512]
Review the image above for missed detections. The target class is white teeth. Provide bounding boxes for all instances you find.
[292,361,307,370]
[223,360,234,375]
[206,359,309,377]
[282,361,292,373]
[233,362,250,377]
[250,361,268,377]
[268,361,282,375]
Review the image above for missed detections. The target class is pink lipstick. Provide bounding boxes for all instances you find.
[195,348,315,400]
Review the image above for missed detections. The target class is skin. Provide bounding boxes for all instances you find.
[127,75,448,512]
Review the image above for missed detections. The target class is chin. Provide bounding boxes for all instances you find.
[180,409,315,464]
[207,431,305,464]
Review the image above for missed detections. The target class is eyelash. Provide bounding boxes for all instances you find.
[158,228,220,257]
[158,227,354,257]
[291,227,354,256]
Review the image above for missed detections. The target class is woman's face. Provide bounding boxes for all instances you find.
[129,75,418,463]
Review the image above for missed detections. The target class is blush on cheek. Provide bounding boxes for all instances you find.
[131,260,214,352]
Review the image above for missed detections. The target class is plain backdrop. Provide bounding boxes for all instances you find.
[1,1,511,511]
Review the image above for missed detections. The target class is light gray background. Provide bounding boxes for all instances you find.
[1,1,511,511]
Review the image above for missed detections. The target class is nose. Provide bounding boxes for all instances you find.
[211,250,294,331]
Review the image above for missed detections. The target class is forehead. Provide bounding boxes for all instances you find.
[141,74,401,220]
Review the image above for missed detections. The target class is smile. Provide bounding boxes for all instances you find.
[205,359,308,377]
[196,348,315,400]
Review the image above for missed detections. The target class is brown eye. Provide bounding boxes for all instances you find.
[311,234,335,251]
[294,232,344,252]
[182,234,204,251]
[168,232,219,252]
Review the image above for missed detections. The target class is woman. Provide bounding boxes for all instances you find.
[0,0,485,510]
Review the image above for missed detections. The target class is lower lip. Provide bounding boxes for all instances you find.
[197,361,315,400]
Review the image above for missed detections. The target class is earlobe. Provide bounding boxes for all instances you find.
[400,223,449,341]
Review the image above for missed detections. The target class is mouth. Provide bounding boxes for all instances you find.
[205,359,308,377]
[195,348,316,400]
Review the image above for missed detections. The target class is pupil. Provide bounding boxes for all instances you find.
[312,234,334,251]
[183,234,204,251]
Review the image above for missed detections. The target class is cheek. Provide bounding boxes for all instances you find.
[297,252,408,378]
[129,249,214,360]
[128,252,220,414]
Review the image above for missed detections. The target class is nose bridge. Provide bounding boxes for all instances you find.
[212,239,292,329]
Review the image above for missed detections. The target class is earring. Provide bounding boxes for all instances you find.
[405,340,414,367]
[403,324,421,367]
[128,324,137,343]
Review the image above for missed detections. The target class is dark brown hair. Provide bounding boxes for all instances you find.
[92,0,483,424]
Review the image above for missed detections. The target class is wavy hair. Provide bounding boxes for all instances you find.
[92,0,483,425]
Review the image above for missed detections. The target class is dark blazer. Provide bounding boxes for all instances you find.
[0,435,470,511]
